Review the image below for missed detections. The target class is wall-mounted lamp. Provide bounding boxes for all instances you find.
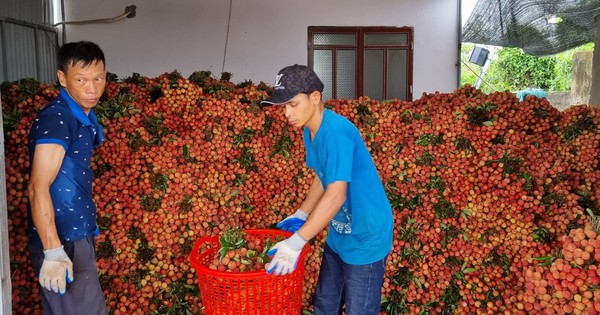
[54,5,136,27]
[547,15,563,24]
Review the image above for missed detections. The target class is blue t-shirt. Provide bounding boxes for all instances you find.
[304,109,392,265]
[27,87,104,245]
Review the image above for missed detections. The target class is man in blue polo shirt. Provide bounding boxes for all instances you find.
[27,41,108,314]
[263,65,393,315]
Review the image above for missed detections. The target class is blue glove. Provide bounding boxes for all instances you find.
[276,209,308,232]
[39,246,73,295]
[266,233,307,276]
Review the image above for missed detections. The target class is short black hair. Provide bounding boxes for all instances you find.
[57,41,105,73]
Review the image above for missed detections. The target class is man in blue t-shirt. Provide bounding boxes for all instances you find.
[263,65,393,315]
[27,41,108,314]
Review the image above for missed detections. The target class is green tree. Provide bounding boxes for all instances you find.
[460,43,595,93]
[488,48,556,91]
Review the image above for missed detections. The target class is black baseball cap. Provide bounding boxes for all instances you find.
[261,64,324,105]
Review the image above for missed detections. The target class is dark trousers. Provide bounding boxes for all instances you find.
[29,235,108,315]
[313,243,387,315]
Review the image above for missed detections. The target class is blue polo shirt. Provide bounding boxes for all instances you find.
[27,87,104,245]
[304,109,393,265]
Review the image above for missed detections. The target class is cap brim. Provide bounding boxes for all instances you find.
[260,91,296,106]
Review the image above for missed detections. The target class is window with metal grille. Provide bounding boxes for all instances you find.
[308,27,413,102]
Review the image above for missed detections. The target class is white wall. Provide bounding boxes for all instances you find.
[61,0,460,97]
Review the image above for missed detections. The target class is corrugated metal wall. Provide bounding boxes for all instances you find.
[1,1,58,314]
[0,0,58,83]
[1,0,52,24]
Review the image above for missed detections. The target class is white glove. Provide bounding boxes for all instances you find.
[266,233,307,276]
[39,246,73,295]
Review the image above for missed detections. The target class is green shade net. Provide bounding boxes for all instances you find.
[462,0,600,56]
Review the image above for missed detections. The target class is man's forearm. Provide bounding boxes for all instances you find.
[299,177,325,215]
[29,187,61,249]
[297,181,346,241]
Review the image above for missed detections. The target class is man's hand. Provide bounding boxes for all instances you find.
[39,246,73,295]
[266,233,307,276]
[276,209,308,232]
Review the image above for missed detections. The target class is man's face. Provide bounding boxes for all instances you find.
[283,92,319,128]
[57,60,106,114]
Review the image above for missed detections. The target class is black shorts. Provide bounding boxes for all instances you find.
[29,235,108,315]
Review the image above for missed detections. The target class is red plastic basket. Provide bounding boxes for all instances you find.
[189,229,310,315]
